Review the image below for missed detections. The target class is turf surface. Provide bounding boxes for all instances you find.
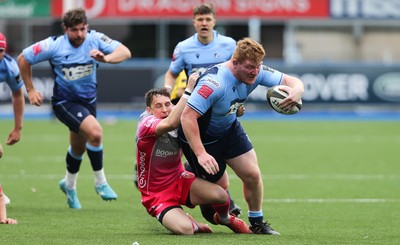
[0,119,398,244]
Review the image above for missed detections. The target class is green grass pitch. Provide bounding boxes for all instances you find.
[0,118,399,244]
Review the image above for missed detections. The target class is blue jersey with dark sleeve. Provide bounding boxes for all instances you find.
[22,30,121,104]
[187,64,284,139]
[0,54,24,91]
[168,30,236,76]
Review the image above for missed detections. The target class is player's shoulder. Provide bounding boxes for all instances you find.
[89,29,116,45]
[215,32,235,42]
[214,32,236,45]
[176,34,198,48]
[3,53,16,63]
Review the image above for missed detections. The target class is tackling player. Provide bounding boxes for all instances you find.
[136,73,251,234]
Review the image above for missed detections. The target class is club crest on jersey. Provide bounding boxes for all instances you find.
[101,34,112,44]
[198,84,213,99]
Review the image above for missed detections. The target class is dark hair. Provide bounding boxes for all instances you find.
[193,3,216,17]
[145,88,171,107]
[62,8,88,28]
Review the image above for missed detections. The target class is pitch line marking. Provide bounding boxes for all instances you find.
[264,198,400,203]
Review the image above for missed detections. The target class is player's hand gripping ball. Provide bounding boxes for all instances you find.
[266,85,302,115]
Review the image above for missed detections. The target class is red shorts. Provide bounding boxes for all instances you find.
[141,171,196,220]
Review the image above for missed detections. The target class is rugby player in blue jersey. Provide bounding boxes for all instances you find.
[180,38,304,234]
[17,8,131,209]
[163,3,242,222]
[0,31,24,221]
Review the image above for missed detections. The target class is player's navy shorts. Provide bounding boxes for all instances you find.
[52,101,97,133]
[178,119,253,183]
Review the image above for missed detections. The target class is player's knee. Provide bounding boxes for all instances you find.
[241,167,262,185]
[213,187,229,204]
[172,225,194,235]
[87,128,103,143]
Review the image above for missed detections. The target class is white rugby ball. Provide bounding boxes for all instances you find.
[266,85,302,115]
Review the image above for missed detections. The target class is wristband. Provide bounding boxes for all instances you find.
[185,88,192,93]
[182,93,190,99]
[164,85,172,91]
[184,90,192,96]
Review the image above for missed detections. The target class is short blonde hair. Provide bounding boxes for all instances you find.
[232,38,266,64]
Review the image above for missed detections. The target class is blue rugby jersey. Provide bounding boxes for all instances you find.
[0,54,24,91]
[187,64,284,138]
[168,30,236,76]
[22,30,121,104]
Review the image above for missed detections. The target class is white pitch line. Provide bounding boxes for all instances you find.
[264,198,400,203]
[0,173,399,181]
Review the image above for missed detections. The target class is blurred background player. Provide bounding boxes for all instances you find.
[163,2,241,222]
[136,73,250,234]
[170,70,187,105]
[0,32,25,207]
[17,8,131,209]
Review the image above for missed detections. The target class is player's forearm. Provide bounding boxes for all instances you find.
[106,45,131,63]
[17,54,35,92]
[12,89,24,131]
[282,75,304,94]
[164,70,178,91]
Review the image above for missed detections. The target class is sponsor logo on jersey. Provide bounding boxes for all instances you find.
[138,151,147,189]
[144,117,157,128]
[155,149,177,157]
[15,74,22,83]
[101,34,112,44]
[262,65,275,73]
[61,63,94,81]
[206,78,220,88]
[198,84,213,99]
[33,43,42,56]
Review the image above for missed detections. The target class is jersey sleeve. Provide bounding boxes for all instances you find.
[258,65,284,87]
[187,71,224,115]
[92,31,121,55]
[22,37,57,65]
[168,42,186,75]
[137,115,162,140]
[4,57,24,91]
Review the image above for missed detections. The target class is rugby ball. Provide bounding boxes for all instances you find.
[266,85,302,115]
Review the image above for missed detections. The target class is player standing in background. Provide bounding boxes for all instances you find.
[163,2,242,221]
[169,71,187,105]
[0,32,25,208]
[180,38,304,234]
[136,73,250,234]
[17,8,131,209]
